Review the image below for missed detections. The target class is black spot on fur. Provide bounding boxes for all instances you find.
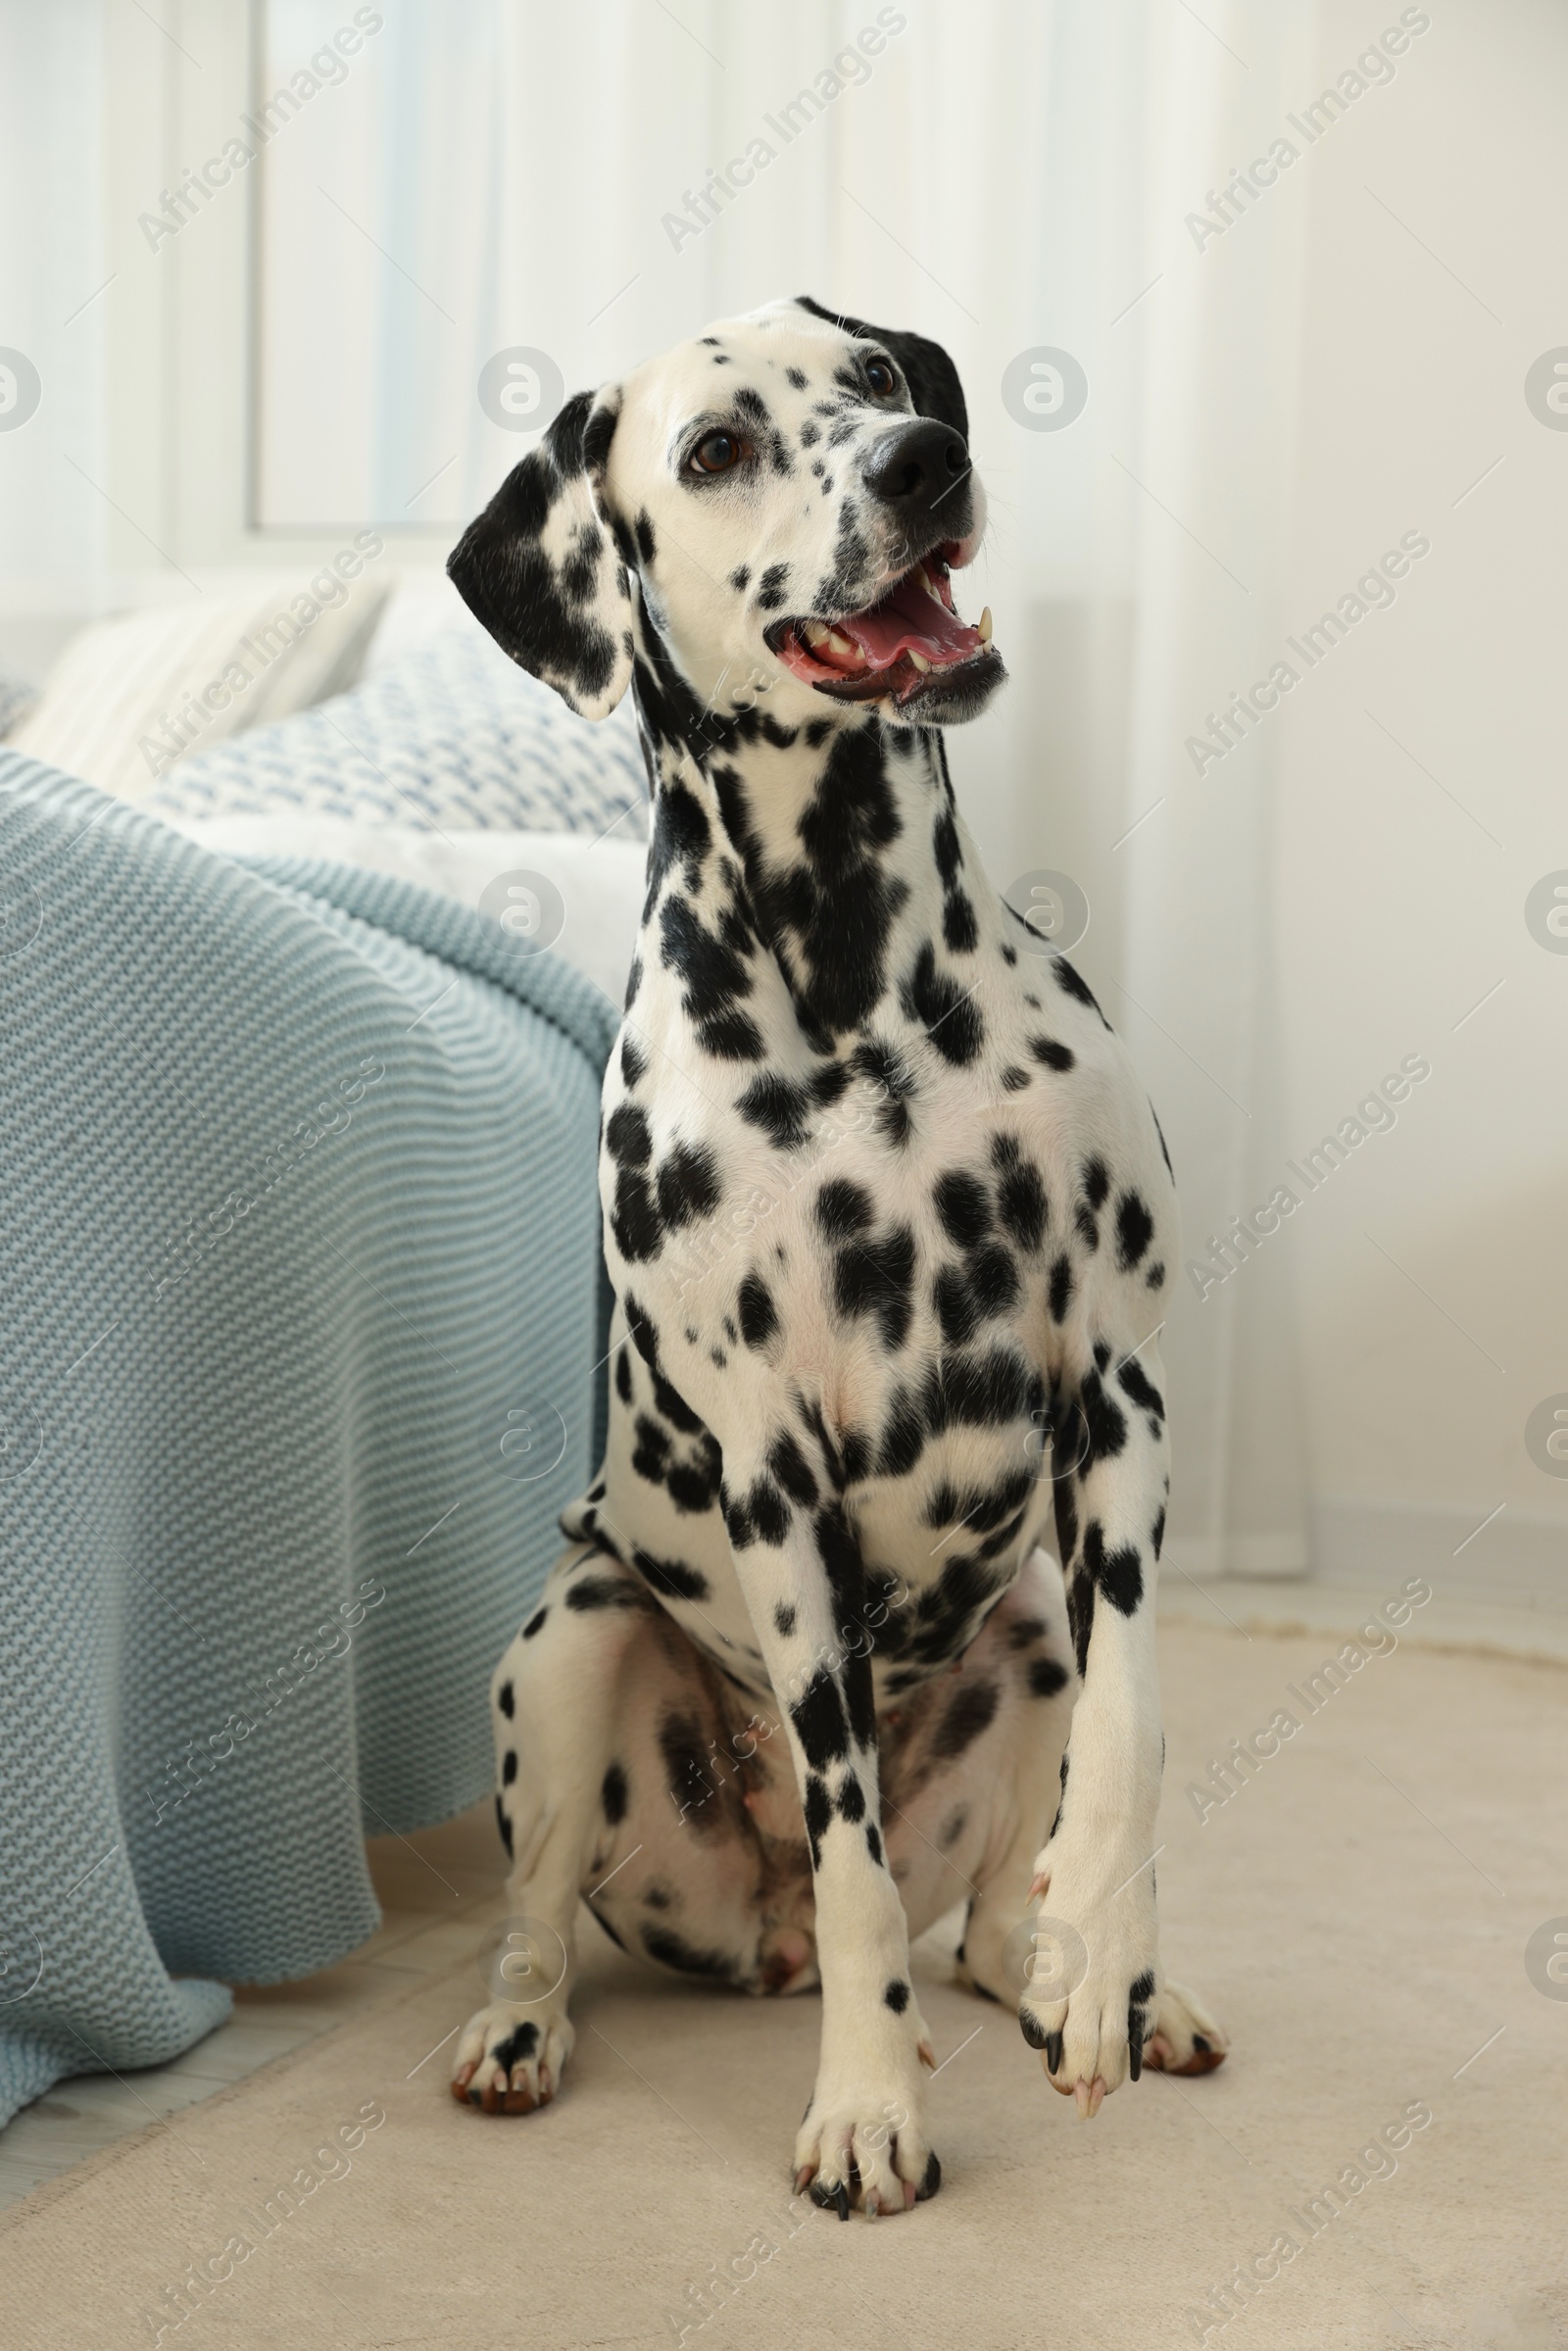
[660,896,764,1061]
[877,1387,926,1477]
[1029,1655,1069,1699]
[602,1760,628,1822]
[833,1223,916,1350]
[803,1772,832,1868]
[738,1272,779,1349]
[792,1668,851,1771]
[774,1601,798,1637]
[932,1679,1001,1760]
[1067,1568,1096,1674]
[1031,1035,1075,1072]
[815,1178,873,1240]
[998,1161,1048,1250]
[736,1072,810,1151]
[1085,1518,1144,1615]
[746,728,910,1042]
[632,1547,710,1603]
[657,1143,721,1229]
[1116,1191,1154,1270]
[768,1430,819,1506]
[1049,1255,1074,1322]
[902,941,983,1063]
[565,1574,640,1612]
[934,1169,990,1250]
[494,1795,513,1856]
[1078,1370,1129,1465]
[943,890,978,954]
[884,1979,910,2014]
[836,1773,866,1823]
[1117,1356,1165,1422]
[605,1102,652,1167]
[1054,957,1108,1024]
[491,2021,539,2072]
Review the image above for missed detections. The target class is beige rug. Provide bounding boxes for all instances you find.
[5,1620,1565,2351]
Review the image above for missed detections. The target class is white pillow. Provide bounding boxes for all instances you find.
[161,813,647,1009]
[10,562,390,802]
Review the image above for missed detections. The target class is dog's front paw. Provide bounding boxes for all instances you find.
[451,1998,574,2114]
[1017,1846,1159,2115]
[793,2020,939,2218]
[1146,1978,1229,2076]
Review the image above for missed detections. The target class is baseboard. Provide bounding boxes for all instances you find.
[1164,1533,1311,1581]
[1312,1494,1568,1611]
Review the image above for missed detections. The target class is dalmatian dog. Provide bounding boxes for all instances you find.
[446,295,1227,2214]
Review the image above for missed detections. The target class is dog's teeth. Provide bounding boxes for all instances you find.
[977,606,993,644]
[804,620,830,647]
[922,566,945,602]
[906,648,931,672]
[826,630,857,660]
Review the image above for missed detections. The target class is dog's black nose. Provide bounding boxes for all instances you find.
[860,419,969,521]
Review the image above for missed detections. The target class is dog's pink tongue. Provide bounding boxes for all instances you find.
[842,572,980,665]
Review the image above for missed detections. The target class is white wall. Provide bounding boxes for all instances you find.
[1269,0,1568,1598]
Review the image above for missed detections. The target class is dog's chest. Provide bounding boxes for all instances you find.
[573,725,1173,1699]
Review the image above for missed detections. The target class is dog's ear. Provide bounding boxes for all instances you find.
[448,387,635,719]
[794,295,967,441]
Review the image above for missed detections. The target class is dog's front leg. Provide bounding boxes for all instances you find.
[1018,1343,1171,2116]
[723,1450,939,2218]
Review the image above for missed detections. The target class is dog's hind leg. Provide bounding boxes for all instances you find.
[452,1541,655,2115]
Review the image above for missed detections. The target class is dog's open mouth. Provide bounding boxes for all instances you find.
[764,546,1001,710]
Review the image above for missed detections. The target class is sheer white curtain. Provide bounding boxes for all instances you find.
[258,0,1326,1575]
[0,0,106,640]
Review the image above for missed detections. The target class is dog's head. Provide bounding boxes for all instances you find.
[449,295,1003,733]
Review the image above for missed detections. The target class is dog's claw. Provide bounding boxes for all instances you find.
[808,2179,852,2223]
[916,2038,936,2071]
[1044,2030,1064,2075]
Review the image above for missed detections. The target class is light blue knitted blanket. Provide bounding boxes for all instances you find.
[0,754,616,2130]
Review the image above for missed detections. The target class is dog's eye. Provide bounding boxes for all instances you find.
[865,359,897,396]
[688,430,744,475]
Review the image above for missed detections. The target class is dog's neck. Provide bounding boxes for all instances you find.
[627,628,990,1058]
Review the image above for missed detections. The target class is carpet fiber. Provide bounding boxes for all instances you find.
[4,1619,1563,2351]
